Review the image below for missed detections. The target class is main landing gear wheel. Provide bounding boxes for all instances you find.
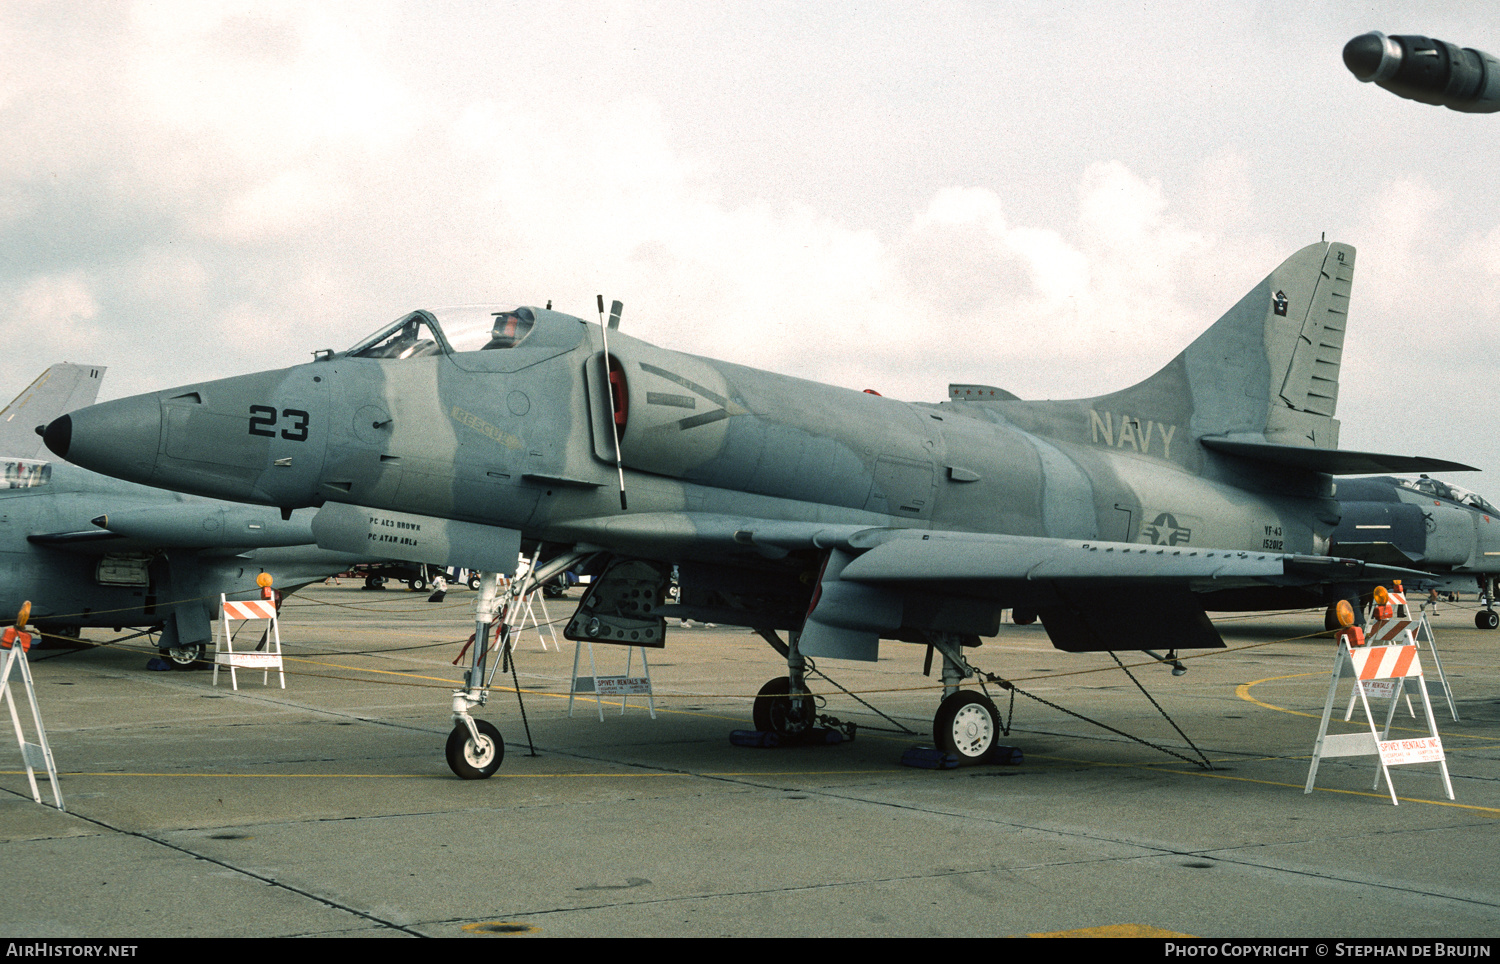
[446,720,504,779]
[752,676,816,735]
[410,575,428,592]
[1477,610,1499,630]
[933,691,999,765]
[165,641,205,671]
[1011,608,1037,626]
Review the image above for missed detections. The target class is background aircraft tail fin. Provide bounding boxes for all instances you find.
[0,363,107,459]
[1094,240,1352,453]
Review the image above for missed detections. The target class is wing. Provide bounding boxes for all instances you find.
[551,513,1421,656]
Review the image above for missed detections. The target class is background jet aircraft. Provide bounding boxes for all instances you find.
[2,364,363,667]
[46,241,1467,773]
[1331,474,1500,627]
[1344,32,1500,112]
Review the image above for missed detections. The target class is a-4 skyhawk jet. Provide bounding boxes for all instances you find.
[44,240,1471,776]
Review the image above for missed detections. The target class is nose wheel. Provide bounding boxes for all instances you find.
[933,691,999,765]
[446,719,504,779]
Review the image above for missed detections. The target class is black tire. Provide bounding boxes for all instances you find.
[752,676,816,734]
[446,720,504,779]
[1325,604,1342,633]
[467,575,482,591]
[1011,608,1037,626]
[933,691,999,765]
[1477,610,1499,630]
[411,576,428,592]
[165,641,205,671]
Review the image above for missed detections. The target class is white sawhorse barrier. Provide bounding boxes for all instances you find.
[1307,640,1453,805]
[213,596,285,690]
[0,625,63,810]
[1347,597,1458,723]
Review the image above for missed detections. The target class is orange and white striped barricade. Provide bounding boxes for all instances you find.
[0,625,63,810]
[1344,594,1458,722]
[1307,640,1453,805]
[1345,589,1415,720]
[213,595,285,690]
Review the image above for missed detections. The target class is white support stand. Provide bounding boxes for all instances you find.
[1414,600,1458,721]
[516,589,560,651]
[568,640,656,721]
[1307,641,1453,805]
[0,628,63,810]
[213,596,285,691]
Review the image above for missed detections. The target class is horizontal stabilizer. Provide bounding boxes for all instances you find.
[1200,437,1477,475]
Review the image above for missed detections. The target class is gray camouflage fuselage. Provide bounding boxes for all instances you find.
[48,242,1471,654]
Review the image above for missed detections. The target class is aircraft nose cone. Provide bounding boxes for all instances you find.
[50,394,164,484]
[41,415,71,459]
[1343,32,1392,81]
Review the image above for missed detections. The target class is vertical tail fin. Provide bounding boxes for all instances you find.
[0,363,107,459]
[1095,241,1353,451]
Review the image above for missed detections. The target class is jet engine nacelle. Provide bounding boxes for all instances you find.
[1344,32,1500,113]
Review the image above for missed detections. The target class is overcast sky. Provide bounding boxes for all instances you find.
[6,2,1500,484]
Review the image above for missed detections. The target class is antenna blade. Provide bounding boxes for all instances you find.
[608,300,623,330]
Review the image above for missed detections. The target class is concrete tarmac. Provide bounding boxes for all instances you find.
[3,584,1499,938]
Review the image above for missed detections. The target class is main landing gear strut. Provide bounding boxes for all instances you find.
[750,628,998,764]
[925,632,1000,765]
[751,628,820,739]
[1479,577,1499,630]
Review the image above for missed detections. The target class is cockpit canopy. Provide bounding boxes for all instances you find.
[1392,475,1500,515]
[0,459,50,490]
[345,306,540,359]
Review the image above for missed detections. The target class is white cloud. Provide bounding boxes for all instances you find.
[3,1,1500,480]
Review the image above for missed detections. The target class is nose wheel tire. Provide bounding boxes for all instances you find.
[933,691,999,765]
[165,642,206,671]
[752,676,816,735]
[446,720,504,779]
[1477,610,1499,630]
